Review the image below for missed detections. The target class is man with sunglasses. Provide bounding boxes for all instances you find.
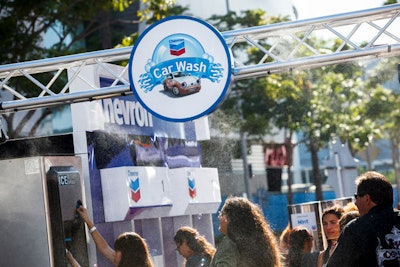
[326,171,400,267]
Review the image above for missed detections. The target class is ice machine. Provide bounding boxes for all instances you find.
[0,156,88,267]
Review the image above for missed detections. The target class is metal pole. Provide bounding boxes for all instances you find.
[225,0,230,13]
[334,153,344,198]
[241,131,251,199]
[366,144,372,170]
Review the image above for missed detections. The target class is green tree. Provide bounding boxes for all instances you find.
[207,10,300,199]
[207,9,290,136]
[0,0,188,63]
[116,0,188,48]
[0,0,136,63]
[137,0,188,24]
[1,0,187,139]
[208,8,383,201]
[362,56,400,192]
[301,64,365,199]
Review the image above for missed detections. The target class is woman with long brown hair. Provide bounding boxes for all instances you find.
[210,196,282,267]
[318,205,344,267]
[76,205,153,267]
[174,226,216,267]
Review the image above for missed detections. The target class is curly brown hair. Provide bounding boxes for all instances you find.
[174,226,216,259]
[221,196,282,267]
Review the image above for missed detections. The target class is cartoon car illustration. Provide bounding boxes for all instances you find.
[163,72,201,96]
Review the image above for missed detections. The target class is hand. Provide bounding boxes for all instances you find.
[76,205,92,226]
[66,249,81,267]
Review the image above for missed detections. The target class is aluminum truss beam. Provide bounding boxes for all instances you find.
[0,4,400,113]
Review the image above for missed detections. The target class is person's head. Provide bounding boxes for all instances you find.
[219,196,267,240]
[354,171,393,216]
[288,226,314,266]
[289,227,314,253]
[338,210,360,231]
[337,202,360,231]
[114,232,153,267]
[321,205,343,241]
[174,226,215,260]
[342,201,358,213]
[218,196,281,266]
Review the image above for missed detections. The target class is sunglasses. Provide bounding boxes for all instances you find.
[354,193,365,199]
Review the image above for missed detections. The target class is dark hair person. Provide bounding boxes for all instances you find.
[288,227,316,267]
[76,205,154,267]
[326,171,400,266]
[338,202,360,231]
[318,205,344,267]
[210,196,282,267]
[114,232,153,267]
[174,226,216,267]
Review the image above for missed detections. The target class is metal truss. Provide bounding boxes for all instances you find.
[1,3,400,113]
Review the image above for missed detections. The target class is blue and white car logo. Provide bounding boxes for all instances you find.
[129,16,233,122]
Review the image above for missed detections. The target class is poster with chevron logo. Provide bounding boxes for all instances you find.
[100,166,172,222]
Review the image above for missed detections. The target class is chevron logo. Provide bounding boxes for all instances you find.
[169,39,185,56]
[188,177,196,198]
[129,177,141,203]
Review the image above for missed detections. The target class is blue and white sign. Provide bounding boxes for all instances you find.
[129,16,233,122]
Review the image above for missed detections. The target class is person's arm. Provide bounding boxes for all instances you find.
[76,206,117,265]
[66,249,81,267]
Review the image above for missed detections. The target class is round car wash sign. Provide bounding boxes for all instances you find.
[129,16,233,122]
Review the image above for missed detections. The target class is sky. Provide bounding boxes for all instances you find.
[292,0,386,20]
[178,0,394,45]
[178,0,387,21]
[292,0,397,45]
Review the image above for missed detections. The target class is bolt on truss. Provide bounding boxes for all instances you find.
[0,3,400,113]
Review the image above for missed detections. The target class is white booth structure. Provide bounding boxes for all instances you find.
[68,63,221,267]
[100,166,221,222]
